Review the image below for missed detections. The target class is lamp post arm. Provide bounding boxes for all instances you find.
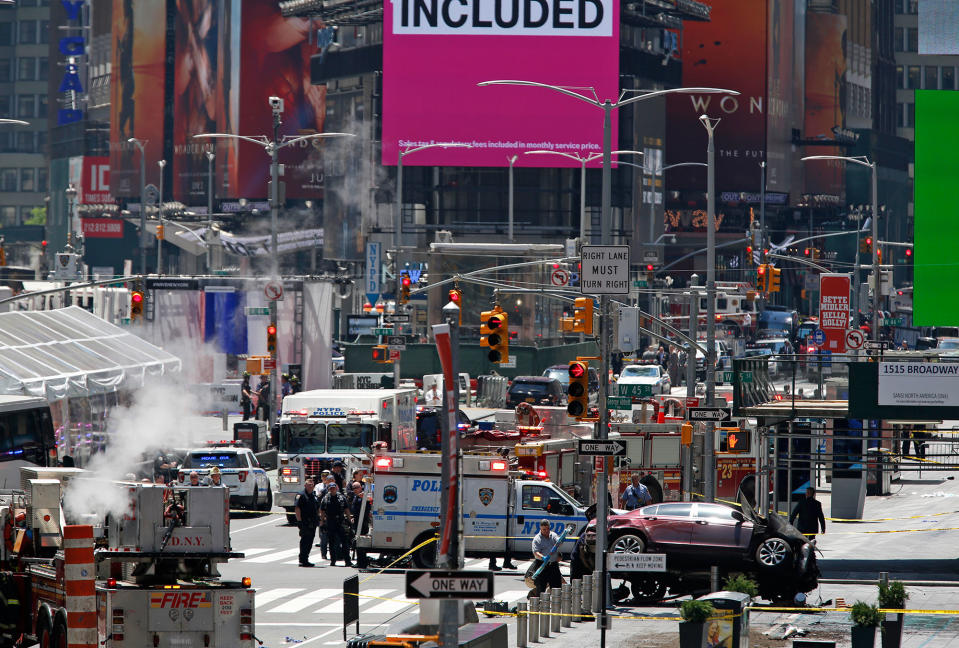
[478,80,602,108]
[193,133,270,148]
[615,87,740,109]
[277,132,356,149]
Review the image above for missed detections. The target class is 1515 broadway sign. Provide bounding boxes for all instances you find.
[878,362,959,407]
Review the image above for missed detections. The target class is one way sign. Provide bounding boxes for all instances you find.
[577,439,626,456]
[405,570,494,599]
[687,407,732,422]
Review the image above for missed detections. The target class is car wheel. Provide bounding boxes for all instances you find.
[259,487,273,512]
[610,533,646,555]
[285,508,297,525]
[629,576,667,604]
[251,487,259,511]
[411,533,438,569]
[755,537,793,569]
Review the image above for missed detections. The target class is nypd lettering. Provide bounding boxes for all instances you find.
[411,479,442,493]
[393,0,612,36]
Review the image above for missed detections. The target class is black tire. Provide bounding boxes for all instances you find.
[755,537,793,570]
[629,576,667,604]
[411,535,438,569]
[251,487,260,511]
[51,614,67,648]
[36,616,52,648]
[259,487,273,512]
[285,508,297,525]
[610,533,646,555]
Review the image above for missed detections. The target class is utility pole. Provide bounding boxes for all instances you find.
[157,159,166,275]
[269,100,281,429]
[700,114,718,503]
[206,150,215,274]
[870,162,880,342]
[596,293,610,645]
[685,274,700,497]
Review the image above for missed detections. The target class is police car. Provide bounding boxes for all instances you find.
[179,443,273,511]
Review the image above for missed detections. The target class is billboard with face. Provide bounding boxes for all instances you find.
[666,0,766,192]
[382,0,620,168]
[110,0,167,198]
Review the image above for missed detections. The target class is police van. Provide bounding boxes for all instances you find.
[356,451,588,568]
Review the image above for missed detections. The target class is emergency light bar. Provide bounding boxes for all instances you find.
[374,457,404,469]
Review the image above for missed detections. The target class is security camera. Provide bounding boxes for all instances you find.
[268,96,284,114]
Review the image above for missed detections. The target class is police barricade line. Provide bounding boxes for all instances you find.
[483,608,741,622]
[463,535,580,540]
[358,536,437,586]
[748,606,959,616]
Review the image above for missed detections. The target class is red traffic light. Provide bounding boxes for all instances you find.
[41,240,47,248]
[645,264,654,272]
[401,275,411,287]
[804,248,810,256]
[757,266,766,275]
[267,325,277,335]
[488,313,505,330]
[746,246,753,254]
[905,248,912,257]
[568,362,586,378]
[448,290,460,302]
[865,237,872,245]
[131,292,143,304]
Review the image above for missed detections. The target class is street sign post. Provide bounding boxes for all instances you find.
[245,307,270,316]
[577,439,626,456]
[372,328,394,336]
[383,314,411,324]
[387,335,407,350]
[607,553,666,572]
[264,281,284,301]
[882,317,904,327]
[687,407,732,422]
[607,396,632,410]
[715,371,734,384]
[581,245,630,295]
[405,570,494,600]
[618,384,653,398]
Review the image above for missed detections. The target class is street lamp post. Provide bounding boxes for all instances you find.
[699,114,719,503]
[195,105,355,428]
[802,155,879,341]
[157,159,166,275]
[206,150,215,273]
[507,155,516,242]
[128,137,148,274]
[394,142,471,386]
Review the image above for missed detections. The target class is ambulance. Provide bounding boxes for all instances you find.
[356,451,589,568]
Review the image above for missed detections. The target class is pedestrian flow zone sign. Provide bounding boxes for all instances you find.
[405,570,494,599]
[607,553,666,572]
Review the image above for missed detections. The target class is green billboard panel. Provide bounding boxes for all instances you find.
[915,91,959,325]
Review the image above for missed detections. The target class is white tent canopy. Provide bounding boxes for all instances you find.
[0,306,181,401]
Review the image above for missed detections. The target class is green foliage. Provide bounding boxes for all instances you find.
[850,601,884,627]
[878,581,908,609]
[25,207,46,226]
[679,599,715,624]
[722,574,759,598]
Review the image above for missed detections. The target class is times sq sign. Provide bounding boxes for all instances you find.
[58,1,87,126]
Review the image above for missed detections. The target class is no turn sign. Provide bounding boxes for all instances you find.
[550,268,570,286]
[264,281,284,301]
[846,329,865,350]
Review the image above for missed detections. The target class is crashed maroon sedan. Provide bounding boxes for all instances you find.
[574,500,819,603]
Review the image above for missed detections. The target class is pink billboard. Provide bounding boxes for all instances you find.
[382,0,620,168]
[818,273,851,353]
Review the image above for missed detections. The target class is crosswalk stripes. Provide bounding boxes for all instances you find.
[235,547,537,574]
[312,589,392,615]
[270,588,341,613]
[255,588,306,606]
[245,548,301,564]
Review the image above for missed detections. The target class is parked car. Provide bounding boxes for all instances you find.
[505,376,565,408]
[542,364,600,403]
[415,407,472,450]
[746,338,793,377]
[617,364,671,395]
[575,500,818,604]
[938,337,959,356]
[695,339,732,383]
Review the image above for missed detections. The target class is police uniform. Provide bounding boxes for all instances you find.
[294,486,320,567]
[321,488,353,567]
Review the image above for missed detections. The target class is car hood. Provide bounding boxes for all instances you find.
[738,490,809,545]
[617,376,661,385]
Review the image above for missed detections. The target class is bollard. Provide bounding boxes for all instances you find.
[582,574,593,620]
[571,579,582,623]
[517,601,528,648]
[560,583,572,628]
[592,571,601,614]
[550,587,561,633]
[529,597,539,643]
[540,591,551,639]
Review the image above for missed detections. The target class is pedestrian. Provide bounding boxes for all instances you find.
[256,374,271,422]
[290,374,301,394]
[203,467,222,487]
[241,372,254,421]
[315,471,333,557]
[294,478,320,567]
[320,483,353,567]
[331,460,347,491]
[529,519,563,597]
[425,382,441,407]
[347,482,370,535]
[281,374,293,398]
[187,471,201,487]
[620,473,652,510]
[789,487,826,539]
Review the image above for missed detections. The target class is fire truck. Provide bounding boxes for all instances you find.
[0,467,255,648]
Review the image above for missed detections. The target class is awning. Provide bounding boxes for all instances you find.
[0,306,181,401]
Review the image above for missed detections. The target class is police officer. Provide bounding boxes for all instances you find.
[320,483,353,567]
[294,478,320,567]
[331,460,347,491]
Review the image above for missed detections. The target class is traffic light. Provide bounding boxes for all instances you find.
[645,263,655,283]
[399,273,411,305]
[448,288,462,325]
[372,345,391,364]
[566,360,589,420]
[768,266,781,293]
[156,224,164,240]
[266,324,277,355]
[480,307,509,363]
[573,297,593,335]
[130,291,144,321]
[745,245,753,265]
[756,264,768,292]
[719,427,751,453]
[860,236,873,255]
[905,247,913,262]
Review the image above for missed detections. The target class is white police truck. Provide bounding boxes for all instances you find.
[356,450,588,568]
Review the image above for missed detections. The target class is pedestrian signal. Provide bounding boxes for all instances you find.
[718,427,750,453]
[372,345,391,364]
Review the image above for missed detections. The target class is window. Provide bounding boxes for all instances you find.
[522,485,552,510]
[907,0,918,13]
[37,94,46,115]
[0,208,13,226]
[896,102,904,128]
[16,131,32,152]
[37,167,47,192]
[36,130,45,154]
[0,59,10,83]
[894,27,903,52]
[18,206,31,224]
[907,66,921,90]
[0,169,16,192]
[655,503,693,517]
[896,65,903,89]
[20,168,33,192]
[925,66,939,90]
[0,23,11,46]
[944,67,956,90]
[907,27,918,52]
[18,21,36,45]
[907,103,915,128]
[38,58,47,81]
[38,21,48,45]
[16,95,33,119]
[0,96,9,115]
[894,0,903,12]
[17,58,34,81]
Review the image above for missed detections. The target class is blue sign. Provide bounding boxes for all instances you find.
[811,328,826,345]
[366,242,381,306]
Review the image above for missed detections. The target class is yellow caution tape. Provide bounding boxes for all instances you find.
[358,535,437,585]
